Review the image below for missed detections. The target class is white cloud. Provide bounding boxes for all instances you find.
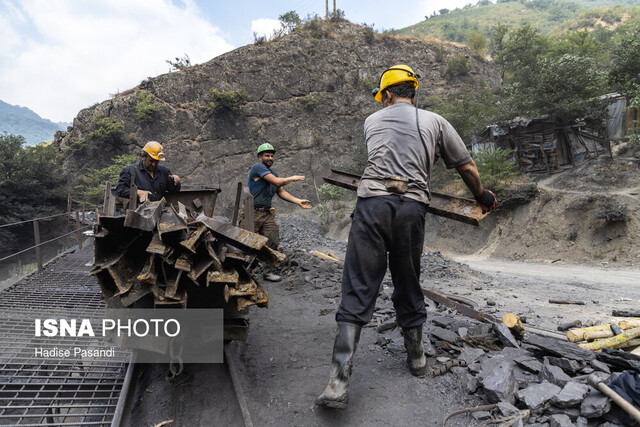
[0,0,235,122]
[250,17,280,39]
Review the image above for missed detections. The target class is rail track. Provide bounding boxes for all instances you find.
[0,245,133,426]
[0,243,254,426]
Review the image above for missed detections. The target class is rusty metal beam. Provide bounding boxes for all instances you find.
[207,269,240,286]
[180,224,208,253]
[137,254,158,284]
[158,206,188,240]
[165,189,220,218]
[188,258,214,283]
[323,169,488,226]
[124,199,165,231]
[175,253,193,272]
[197,214,268,252]
[120,282,152,307]
[421,288,500,323]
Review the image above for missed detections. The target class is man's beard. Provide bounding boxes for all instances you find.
[262,159,273,167]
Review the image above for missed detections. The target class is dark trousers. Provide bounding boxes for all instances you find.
[336,195,428,328]
[239,209,279,249]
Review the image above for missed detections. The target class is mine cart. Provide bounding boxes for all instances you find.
[91,184,283,344]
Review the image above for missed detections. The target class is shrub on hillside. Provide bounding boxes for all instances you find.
[135,91,162,124]
[208,89,248,114]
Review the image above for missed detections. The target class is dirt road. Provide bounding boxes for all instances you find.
[448,254,640,330]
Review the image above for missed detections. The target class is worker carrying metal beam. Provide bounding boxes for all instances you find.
[316,64,497,409]
[115,141,181,204]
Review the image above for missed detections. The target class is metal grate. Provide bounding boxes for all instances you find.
[0,246,132,426]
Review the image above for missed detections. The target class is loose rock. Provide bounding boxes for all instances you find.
[580,390,611,418]
[550,382,590,408]
[483,362,518,404]
[540,361,572,387]
[549,414,574,427]
[515,381,561,410]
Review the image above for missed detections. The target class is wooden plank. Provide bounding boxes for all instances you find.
[323,169,488,226]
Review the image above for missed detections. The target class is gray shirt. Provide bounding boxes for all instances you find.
[358,101,472,204]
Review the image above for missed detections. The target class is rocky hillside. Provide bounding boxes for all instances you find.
[54,20,501,212]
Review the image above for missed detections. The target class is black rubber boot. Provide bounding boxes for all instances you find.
[315,322,362,409]
[402,325,428,377]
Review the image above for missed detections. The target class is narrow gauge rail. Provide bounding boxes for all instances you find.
[0,244,133,426]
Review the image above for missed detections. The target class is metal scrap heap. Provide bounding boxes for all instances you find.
[89,190,285,339]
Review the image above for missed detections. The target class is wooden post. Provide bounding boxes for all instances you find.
[540,142,551,174]
[82,201,86,224]
[67,194,72,219]
[75,211,82,250]
[103,182,111,215]
[232,182,243,226]
[129,176,137,211]
[33,220,42,273]
[325,0,328,18]
[334,0,336,14]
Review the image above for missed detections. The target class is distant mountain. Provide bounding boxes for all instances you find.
[0,100,70,146]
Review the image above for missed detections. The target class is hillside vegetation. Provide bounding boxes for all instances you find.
[397,0,640,42]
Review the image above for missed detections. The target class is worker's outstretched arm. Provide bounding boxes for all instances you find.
[261,173,305,188]
[276,187,312,209]
[456,160,497,213]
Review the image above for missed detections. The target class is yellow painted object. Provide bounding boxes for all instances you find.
[311,250,342,262]
[611,338,640,350]
[578,327,640,351]
[566,319,640,342]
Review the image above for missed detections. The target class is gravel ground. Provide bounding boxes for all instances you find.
[126,214,640,426]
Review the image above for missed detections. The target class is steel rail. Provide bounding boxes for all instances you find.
[225,342,254,427]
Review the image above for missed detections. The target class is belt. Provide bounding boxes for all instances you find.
[254,206,274,212]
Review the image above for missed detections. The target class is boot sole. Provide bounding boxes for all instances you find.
[315,396,348,409]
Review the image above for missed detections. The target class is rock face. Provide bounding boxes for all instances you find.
[53,20,501,211]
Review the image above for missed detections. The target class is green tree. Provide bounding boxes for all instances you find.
[502,54,608,122]
[166,54,191,71]
[427,88,499,143]
[489,23,510,78]
[466,30,487,54]
[279,10,301,33]
[502,25,550,84]
[0,134,67,225]
[472,148,519,190]
[608,26,640,91]
[75,153,138,204]
[135,91,162,124]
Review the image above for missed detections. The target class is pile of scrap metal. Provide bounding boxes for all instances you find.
[90,189,285,341]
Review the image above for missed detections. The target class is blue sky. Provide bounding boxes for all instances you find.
[0,0,472,123]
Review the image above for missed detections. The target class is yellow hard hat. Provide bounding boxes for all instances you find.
[142,141,166,161]
[372,64,420,103]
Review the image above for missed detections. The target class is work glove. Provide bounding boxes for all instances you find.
[475,189,497,213]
